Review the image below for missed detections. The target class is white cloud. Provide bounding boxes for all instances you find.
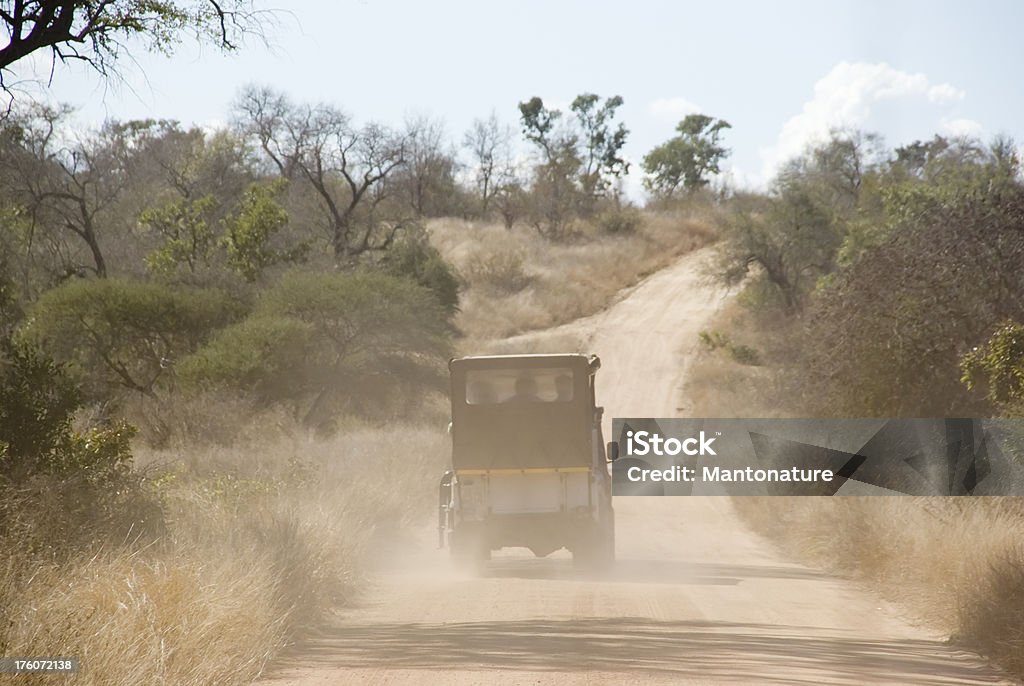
[648,96,702,122]
[760,61,968,180]
[927,83,965,103]
[940,117,984,138]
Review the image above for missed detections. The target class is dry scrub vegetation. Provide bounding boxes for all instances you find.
[0,424,448,686]
[683,301,795,419]
[683,128,1024,679]
[690,302,1024,680]
[1,205,712,685]
[732,497,1024,678]
[429,206,719,346]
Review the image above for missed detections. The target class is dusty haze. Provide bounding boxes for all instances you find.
[257,248,1012,685]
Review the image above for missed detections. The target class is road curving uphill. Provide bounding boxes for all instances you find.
[258,246,1014,685]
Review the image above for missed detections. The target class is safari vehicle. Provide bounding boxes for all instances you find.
[437,354,615,567]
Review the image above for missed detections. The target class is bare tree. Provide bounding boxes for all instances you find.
[394,113,457,217]
[234,86,409,262]
[463,112,513,215]
[0,104,137,278]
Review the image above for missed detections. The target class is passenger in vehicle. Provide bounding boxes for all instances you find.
[507,375,542,403]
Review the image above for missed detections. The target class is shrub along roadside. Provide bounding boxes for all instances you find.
[1,334,450,684]
[19,279,248,404]
[732,497,1024,682]
[177,270,453,429]
[0,338,163,556]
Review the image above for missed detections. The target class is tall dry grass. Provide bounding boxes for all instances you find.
[0,423,448,685]
[1,202,721,684]
[684,300,798,418]
[428,206,720,347]
[732,497,1024,679]
[692,299,1024,679]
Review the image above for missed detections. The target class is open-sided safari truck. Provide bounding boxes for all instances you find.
[438,354,615,568]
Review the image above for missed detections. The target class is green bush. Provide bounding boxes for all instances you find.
[698,329,760,366]
[728,344,761,366]
[0,337,81,478]
[21,279,247,401]
[698,329,730,351]
[222,180,309,282]
[0,338,163,554]
[961,320,1024,417]
[378,232,461,316]
[177,315,311,401]
[802,188,1024,416]
[179,270,452,427]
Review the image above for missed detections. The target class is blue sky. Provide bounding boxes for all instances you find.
[17,0,1024,196]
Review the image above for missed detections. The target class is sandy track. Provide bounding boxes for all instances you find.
[258,247,1012,685]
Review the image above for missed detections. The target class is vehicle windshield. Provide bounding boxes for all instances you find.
[465,368,575,405]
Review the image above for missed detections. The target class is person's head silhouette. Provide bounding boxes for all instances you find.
[511,375,539,402]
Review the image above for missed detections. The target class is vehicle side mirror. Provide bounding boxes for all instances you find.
[606,441,619,462]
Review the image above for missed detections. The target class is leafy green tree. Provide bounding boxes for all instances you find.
[22,279,246,400]
[517,94,631,233]
[178,271,452,426]
[0,337,160,554]
[221,179,307,282]
[0,365,135,488]
[570,93,629,205]
[642,114,731,197]
[835,133,1020,268]
[961,321,1024,416]
[519,96,572,161]
[518,96,582,239]
[0,1,265,89]
[140,194,218,275]
[717,184,838,311]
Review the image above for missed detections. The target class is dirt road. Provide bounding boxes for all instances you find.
[258,247,1012,685]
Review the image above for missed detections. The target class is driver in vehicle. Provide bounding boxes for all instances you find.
[507,375,542,403]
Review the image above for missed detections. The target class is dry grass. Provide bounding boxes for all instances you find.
[699,298,1024,679]
[0,423,448,685]
[733,497,1024,678]
[1,551,288,685]
[429,206,719,349]
[0,203,722,684]
[684,300,798,418]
